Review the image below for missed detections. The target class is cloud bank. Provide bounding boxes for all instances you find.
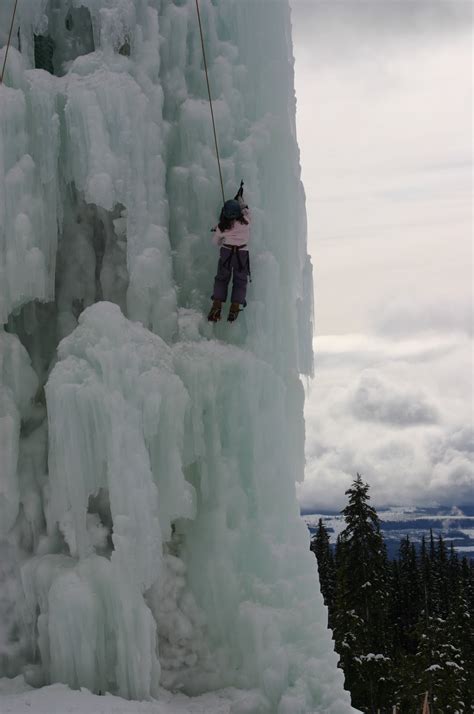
[298,301,473,511]
[291,0,472,335]
[291,1,472,511]
[350,371,439,426]
[291,0,472,57]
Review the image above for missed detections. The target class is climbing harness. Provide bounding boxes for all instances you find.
[222,244,252,283]
[0,0,19,84]
[195,0,225,205]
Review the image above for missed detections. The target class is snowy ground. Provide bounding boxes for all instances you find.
[1,677,361,714]
[0,677,244,714]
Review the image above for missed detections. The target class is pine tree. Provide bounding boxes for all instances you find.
[390,536,423,709]
[314,484,474,711]
[397,536,421,653]
[455,554,474,711]
[332,474,393,712]
[310,518,335,620]
[410,534,468,712]
[435,533,450,617]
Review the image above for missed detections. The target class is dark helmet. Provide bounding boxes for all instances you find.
[222,199,242,220]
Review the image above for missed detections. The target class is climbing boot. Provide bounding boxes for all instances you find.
[227,302,241,323]
[207,299,222,322]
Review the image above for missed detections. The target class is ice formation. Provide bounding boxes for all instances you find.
[0,1,353,712]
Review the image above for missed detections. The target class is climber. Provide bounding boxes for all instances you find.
[208,181,251,323]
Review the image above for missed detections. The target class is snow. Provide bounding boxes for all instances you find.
[0,0,354,712]
[359,654,389,663]
[0,675,357,714]
[0,677,232,714]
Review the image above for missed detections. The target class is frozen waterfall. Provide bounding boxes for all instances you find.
[0,1,354,712]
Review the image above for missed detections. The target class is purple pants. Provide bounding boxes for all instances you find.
[212,246,249,304]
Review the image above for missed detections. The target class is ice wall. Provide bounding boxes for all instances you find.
[0,1,353,711]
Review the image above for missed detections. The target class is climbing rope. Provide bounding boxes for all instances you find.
[0,0,19,84]
[195,0,225,205]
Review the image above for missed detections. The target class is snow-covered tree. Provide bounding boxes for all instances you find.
[409,535,470,712]
[333,474,393,711]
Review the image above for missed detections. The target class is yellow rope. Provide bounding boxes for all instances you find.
[0,0,20,84]
[195,0,225,205]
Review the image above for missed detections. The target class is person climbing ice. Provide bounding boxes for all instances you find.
[208,180,251,323]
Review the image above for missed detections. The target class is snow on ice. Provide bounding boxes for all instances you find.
[0,1,355,712]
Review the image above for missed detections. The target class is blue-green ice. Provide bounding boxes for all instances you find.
[0,2,355,712]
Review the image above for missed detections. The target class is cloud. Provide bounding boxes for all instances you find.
[350,371,439,426]
[290,1,473,512]
[299,329,473,511]
[444,425,474,455]
[371,296,473,338]
[290,0,473,61]
[292,2,472,336]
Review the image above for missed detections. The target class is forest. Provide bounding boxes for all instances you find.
[311,475,474,713]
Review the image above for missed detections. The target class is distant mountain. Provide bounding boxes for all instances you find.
[302,505,474,560]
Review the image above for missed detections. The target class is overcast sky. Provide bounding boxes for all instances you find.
[290,0,473,511]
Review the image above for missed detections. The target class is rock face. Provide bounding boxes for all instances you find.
[0,1,353,711]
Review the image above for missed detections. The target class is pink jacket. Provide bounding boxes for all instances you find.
[212,201,251,249]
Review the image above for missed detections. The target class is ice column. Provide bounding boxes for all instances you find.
[0,1,355,711]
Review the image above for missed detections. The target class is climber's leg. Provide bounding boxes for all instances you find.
[212,247,232,302]
[230,250,249,305]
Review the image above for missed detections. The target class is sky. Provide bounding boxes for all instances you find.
[290,0,473,511]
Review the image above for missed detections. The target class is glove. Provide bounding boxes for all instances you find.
[234,180,244,200]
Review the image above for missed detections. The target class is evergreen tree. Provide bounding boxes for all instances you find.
[312,484,474,711]
[397,536,421,653]
[332,474,393,712]
[435,533,450,617]
[455,554,474,710]
[390,536,423,710]
[410,534,468,712]
[310,518,335,619]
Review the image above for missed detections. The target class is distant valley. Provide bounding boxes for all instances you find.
[302,505,474,560]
